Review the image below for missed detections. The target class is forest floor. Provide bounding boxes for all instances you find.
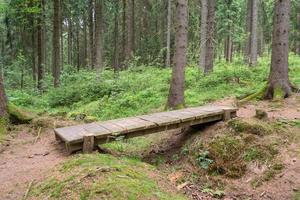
[0,95,299,200]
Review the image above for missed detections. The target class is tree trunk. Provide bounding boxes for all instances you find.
[94,0,104,77]
[37,0,45,91]
[249,0,258,66]
[166,0,172,68]
[265,0,292,99]
[89,0,95,69]
[67,17,73,65]
[204,0,216,74]
[113,0,120,73]
[297,13,300,55]
[126,0,134,63]
[76,24,80,71]
[83,15,88,68]
[121,0,126,68]
[0,75,7,117]
[31,19,37,82]
[167,0,188,109]
[60,0,64,70]
[52,0,61,87]
[244,0,252,63]
[199,0,208,70]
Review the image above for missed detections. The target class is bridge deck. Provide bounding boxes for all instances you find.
[54,105,237,153]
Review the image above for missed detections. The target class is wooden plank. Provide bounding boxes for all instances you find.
[139,113,180,126]
[106,117,157,133]
[54,124,87,143]
[83,123,112,138]
[96,121,125,135]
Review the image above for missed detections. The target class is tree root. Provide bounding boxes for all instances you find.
[238,86,267,106]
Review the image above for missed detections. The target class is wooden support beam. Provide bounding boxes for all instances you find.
[83,133,95,153]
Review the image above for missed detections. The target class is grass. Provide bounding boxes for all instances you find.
[30,154,186,200]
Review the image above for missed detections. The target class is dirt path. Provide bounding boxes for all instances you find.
[0,127,68,200]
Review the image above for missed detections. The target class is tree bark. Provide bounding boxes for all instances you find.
[0,75,7,117]
[60,0,64,70]
[204,0,216,74]
[166,0,172,68]
[113,0,120,72]
[89,0,95,69]
[167,0,188,109]
[83,14,88,68]
[297,13,300,55]
[52,0,61,87]
[244,0,252,63]
[249,0,258,66]
[67,17,73,65]
[126,0,134,63]
[199,0,208,70]
[265,0,292,99]
[94,0,104,77]
[37,0,45,91]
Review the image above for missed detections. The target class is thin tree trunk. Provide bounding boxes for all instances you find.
[76,24,80,71]
[167,0,188,109]
[52,0,61,87]
[204,0,216,74]
[126,0,134,63]
[94,0,104,77]
[199,0,208,70]
[89,0,95,69]
[37,0,45,91]
[250,0,258,66]
[166,0,172,68]
[265,0,292,99]
[121,0,126,68]
[113,0,120,72]
[60,0,64,70]
[83,15,88,68]
[297,13,300,55]
[67,17,73,65]
[31,19,37,82]
[244,0,252,63]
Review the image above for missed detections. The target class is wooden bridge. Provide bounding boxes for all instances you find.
[54,105,238,153]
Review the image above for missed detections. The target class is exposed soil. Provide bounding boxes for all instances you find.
[0,95,299,200]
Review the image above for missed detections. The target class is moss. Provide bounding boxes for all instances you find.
[273,85,285,100]
[8,103,34,124]
[243,144,278,163]
[30,154,186,200]
[207,135,246,178]
[228,118,273,136]
[0,117,8,143]
[293,189,300,200]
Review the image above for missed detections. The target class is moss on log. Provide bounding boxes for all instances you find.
[8,103,34,124]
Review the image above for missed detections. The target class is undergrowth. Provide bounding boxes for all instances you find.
[6,54,300,121]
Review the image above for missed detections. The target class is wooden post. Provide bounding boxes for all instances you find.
[223,110,231,121]
[83,133,95,153]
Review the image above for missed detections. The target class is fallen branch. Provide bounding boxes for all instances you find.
[23,180,34,200]
[34,127,42,144]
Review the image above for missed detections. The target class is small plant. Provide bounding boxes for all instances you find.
[197,151,214,170]
[202,187,225,198]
